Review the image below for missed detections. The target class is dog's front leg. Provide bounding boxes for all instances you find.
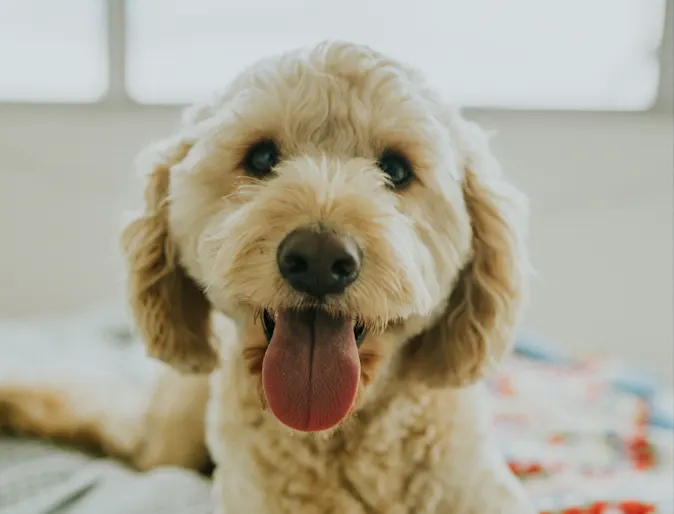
[438,447,535,514]
[434,398,535,513]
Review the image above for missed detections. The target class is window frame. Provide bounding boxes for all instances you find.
[0,0,671,115]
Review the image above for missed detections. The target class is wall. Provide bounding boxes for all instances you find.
[0,105,672,383]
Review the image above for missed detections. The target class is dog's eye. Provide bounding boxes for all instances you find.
[377,151,413,188]
[243,140,279,177]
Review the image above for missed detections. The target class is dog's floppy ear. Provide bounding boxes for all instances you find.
[411,115,529,387]
[121,134,217,373]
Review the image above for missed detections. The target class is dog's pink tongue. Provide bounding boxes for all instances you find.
[262,310,360,432]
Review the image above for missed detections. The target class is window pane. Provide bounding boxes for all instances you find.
[126,0,666,110]
[0,0,107,102]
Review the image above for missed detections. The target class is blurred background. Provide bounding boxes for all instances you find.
[0,0,672,383]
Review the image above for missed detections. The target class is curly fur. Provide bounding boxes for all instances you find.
[0,41,534,513]
[120,139,218,373]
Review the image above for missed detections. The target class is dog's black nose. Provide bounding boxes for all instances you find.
[277,227,362,297]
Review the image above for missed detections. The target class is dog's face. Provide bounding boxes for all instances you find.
[122,42,528,434]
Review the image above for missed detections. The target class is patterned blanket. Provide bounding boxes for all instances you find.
[491,336,674,513]
[0,309,672,513]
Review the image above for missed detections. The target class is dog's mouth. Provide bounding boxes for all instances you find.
[261,309,367,346]
[260,308,366,433]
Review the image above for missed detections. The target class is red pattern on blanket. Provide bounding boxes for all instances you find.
[490,349,673,513]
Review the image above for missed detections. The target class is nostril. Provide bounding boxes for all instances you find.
[331,256,357,279]
[284,253,309,275]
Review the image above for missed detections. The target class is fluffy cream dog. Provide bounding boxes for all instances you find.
[1,41,535,513]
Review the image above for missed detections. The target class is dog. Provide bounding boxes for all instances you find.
[0,41,535,513]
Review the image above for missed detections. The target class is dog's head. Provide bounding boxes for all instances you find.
[121,41,528,434]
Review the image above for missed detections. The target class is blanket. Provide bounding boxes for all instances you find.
[0,308,672,513]
[490,336,673,513]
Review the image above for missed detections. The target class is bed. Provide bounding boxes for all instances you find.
[1,306,672,513]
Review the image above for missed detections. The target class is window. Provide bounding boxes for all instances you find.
[125,0,667,110]
[0,0,108,102]
[0,0,669,110]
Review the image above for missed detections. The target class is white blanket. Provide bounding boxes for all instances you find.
[0,305,213,514]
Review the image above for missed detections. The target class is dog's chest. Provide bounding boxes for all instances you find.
[207,359,456,513]
[208,397,453,512]
[211,424,449,514]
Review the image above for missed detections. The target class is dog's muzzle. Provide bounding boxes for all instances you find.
[262,225,366,432]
